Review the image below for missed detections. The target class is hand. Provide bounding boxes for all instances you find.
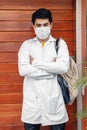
[52,57,56,62]
[29,55,34,64]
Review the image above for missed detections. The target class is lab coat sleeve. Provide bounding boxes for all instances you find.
[32,39,69,74]
[18,40,54,79]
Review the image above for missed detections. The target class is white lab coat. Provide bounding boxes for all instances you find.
[18,35,69,126]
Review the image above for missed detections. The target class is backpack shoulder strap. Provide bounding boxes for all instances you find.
[55,38,60,54]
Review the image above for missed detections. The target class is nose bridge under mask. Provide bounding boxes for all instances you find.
[35,27,51,40]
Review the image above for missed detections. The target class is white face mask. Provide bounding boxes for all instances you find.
[35,27,51,40]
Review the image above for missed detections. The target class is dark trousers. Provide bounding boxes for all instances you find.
[24,123,66,130]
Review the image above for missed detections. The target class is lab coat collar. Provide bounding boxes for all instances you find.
[32,35,56,43]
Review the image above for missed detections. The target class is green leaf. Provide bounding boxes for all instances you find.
[76,108,87,118]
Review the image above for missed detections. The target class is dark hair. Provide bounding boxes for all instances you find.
[32,8,52,24]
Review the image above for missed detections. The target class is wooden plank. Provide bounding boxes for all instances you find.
[69,51,75,56]
[0,74,23,83]
[53,10,75,21]
[0,126,24,130]
[66,101,76,113]
[0,93,22,104]
[0,125,50,130]
[52,31,75,42]
[0,21,32,31]
[0,42,76,73]
[82,118,87,130]
[67,42,75,54]
[0,83,22,93]
[67,112,77,122]
[0,41,75,53]
[0,112,76,126]
[0,0,76,130]
[0,42,21,52]
[0,53,17,63]
[0,63,18,73]
[0,42,75,63]
[0,50,75,63]
[0,124,77,130]
[66,121,77,130]
[0,32,34,42]
[0,0,73,10]
[83,87,87,106]
[0,114,22,125]
[0,50,75,64]
[0,31,75,42]
[0,10,75,21]
[0,104,22,114]
[0,21,75,31]
[53,21,75,31]
[0,123,77,130]
[67,41,76,56]
[66,112,77,130]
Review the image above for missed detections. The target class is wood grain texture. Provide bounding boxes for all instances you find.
[0,83,22,93]
[0,0,73,10]
[0,10,75,21]
[0,0,76,129]
[0,126,51,130]
[0,73,23,83]
[0,104,22,114]
[82,3,87,130]
[0,42,21,52]
[0,41,75,53]
[0,31,75,42]
[0,63,18,72]
[0,53,17,63]
[82,118,87,130]
[0,114,22,125]
[0,126,24,130]
[0,93,22,104]
[0,21,75,31]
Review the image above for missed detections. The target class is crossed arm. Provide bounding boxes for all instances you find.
[18,39,69,79]
[18,42,56,79]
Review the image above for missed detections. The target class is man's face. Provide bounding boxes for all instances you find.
[32,18,52,29]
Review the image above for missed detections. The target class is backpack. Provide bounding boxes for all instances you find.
[56,38,79,105]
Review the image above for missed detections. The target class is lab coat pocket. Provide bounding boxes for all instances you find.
[25,96,40,111]
[48,97,58,115]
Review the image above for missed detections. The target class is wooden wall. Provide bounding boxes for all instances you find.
[82,0,87,129]
[0,0,76,130]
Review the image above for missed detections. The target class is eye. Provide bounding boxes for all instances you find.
[44,23,49,27]
[36,24,41,27]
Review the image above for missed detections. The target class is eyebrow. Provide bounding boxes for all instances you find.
[36,22,49,26]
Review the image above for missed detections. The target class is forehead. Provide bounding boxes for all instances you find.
[35,18,50,24]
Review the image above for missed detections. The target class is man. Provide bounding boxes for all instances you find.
[18,8,69,130]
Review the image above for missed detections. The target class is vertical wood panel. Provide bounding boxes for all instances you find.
[82,0,87,129]
[0,0,76,130]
